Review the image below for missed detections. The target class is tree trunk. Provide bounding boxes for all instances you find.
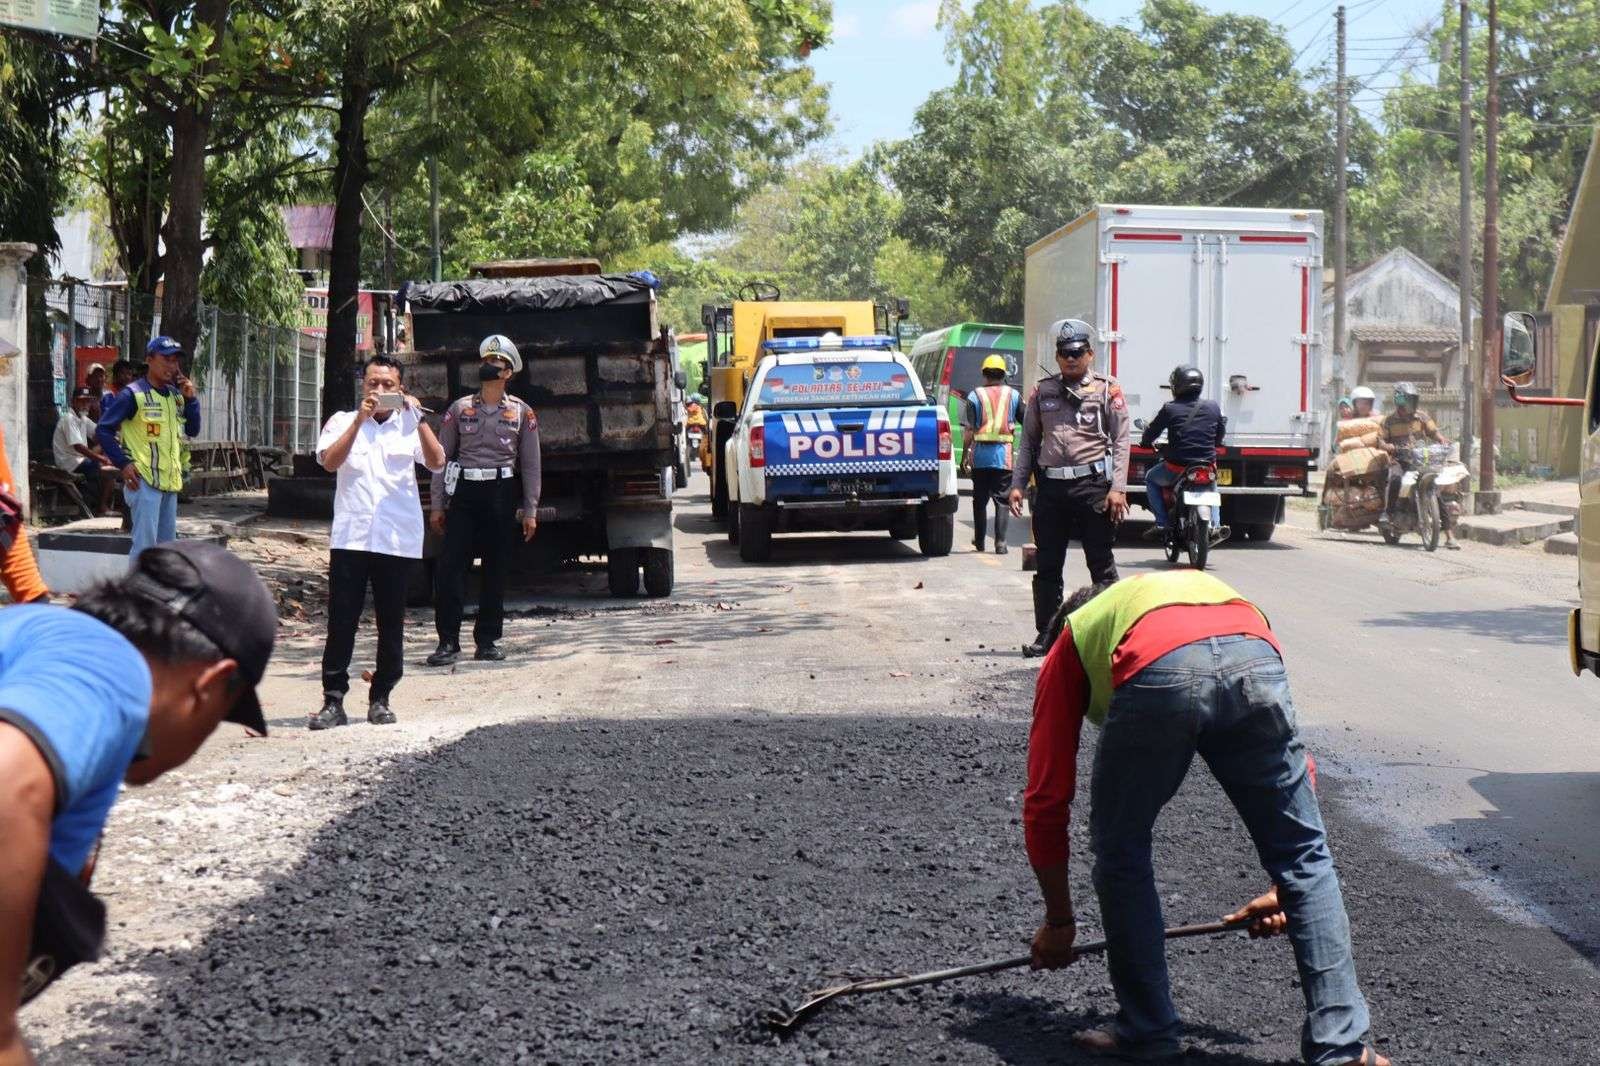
[158,0,230,358]
[323,38,372,423]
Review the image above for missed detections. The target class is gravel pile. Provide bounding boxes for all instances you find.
[45,716,1600,1064]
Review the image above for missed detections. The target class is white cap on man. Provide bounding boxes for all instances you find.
[478,334,523,374]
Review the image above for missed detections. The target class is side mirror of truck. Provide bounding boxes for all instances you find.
[674,370,688,390]
[713,400,738,420]
[701,304,717,329]
[1501,311,1537,386]
[896,297,911,319]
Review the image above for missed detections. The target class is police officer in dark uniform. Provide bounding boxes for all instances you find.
[1009,318,1131,657]
[426,335,542,666]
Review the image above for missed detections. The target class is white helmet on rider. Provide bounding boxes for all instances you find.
[478,334,523,374]
[1350,386,1376,403]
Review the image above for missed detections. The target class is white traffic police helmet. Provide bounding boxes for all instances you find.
[478,334,523,374]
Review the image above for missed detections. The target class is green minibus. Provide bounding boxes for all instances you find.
[906,322,1025,460]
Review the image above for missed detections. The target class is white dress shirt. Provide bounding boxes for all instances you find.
[317,407,442,558]
[52,410,95,472]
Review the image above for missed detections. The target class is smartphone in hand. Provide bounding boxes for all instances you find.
[375,392,405,412]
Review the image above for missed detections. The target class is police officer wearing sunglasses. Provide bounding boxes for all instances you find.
[1010,319,1130,657]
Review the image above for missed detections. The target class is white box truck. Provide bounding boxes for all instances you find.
[1023,204,1325,541]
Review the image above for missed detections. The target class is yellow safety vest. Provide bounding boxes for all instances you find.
[119,384,186,493]
[1067,572,1265,725]
[973,384,1019,442]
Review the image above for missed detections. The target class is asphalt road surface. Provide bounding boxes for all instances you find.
[24,476,1600,1063]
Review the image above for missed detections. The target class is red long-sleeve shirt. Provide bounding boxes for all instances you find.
[1022,603,1282,869]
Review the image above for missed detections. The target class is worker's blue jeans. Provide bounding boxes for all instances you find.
[1089,635,1370,1065]
[124,481,178,562]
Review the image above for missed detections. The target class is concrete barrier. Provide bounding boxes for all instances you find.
[35,531,228,595]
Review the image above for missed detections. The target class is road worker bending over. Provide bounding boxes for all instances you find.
[1024,571,1390,1066]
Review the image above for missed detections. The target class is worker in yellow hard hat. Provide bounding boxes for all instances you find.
[960,353,1024,553]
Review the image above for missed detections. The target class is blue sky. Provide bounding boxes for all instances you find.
[808,0,1445,159]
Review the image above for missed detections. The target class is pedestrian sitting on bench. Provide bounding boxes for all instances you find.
[53,387,116,515]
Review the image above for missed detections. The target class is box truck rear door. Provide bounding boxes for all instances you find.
[1213,234,1317,447]
[1104,230,1202,423]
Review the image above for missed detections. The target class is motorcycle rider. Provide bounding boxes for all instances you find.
[1139,366,1227,543]
[1349,385,1379,420]
[1377,381,1449,534]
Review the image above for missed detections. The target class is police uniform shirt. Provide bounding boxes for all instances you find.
[431,393,543,515]
[1378,409,1441,449]
[1011,372,1132,494]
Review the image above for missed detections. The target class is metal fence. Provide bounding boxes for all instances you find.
[27,278,324,456]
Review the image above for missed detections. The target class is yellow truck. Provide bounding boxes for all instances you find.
[1500,312,1594,673]
[699,284,906,521]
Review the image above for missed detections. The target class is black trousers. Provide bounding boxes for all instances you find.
[1031,475,1119,632]
[971,467,1011,547]
[321,548,413,701]
[434,476,519,647]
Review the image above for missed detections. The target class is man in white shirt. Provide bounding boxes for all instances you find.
[53,386,114,514]
[310,355,446,730]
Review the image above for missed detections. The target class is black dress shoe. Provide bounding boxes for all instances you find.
[425,642,460,667]
[308,695,347,731]
[367,698,396,726]
[994,541,1009,555]
[972,539,985,553]
[1022,631,1052,657]
[474,643,506,661]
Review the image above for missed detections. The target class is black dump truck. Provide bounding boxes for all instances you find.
[399,260,681,596]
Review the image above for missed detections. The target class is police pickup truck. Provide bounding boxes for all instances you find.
[722,336,958,562]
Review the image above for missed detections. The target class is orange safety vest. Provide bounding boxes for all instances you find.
[972,384,1019,467]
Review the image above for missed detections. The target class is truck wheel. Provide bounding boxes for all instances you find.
[607,549,640,596]
[1245,523,1276,542]
[888,511,917,540]
[737,503,773,562]
[727,499,741,544]
[642,548,674,597]
[917,512,955,557]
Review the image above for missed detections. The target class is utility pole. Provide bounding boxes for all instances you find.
[1332,4,1348,435]
[428,77,442,284]
[1479,0,1499,494]
[1457,0,1474,470]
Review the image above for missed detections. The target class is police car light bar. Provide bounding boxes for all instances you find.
[761,335,899,352]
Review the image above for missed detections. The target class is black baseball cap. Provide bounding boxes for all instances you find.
[71,386,94,400]
[123,541,278,734]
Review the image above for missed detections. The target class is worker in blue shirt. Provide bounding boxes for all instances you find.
[0,541,276,1059]
[96,336,201,560]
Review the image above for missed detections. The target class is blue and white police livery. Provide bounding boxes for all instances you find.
[724,336,958,562]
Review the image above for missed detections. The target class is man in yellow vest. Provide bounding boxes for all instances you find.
[960,354,1023,553]
[96,336,201,561]
[1024,572,1388,1066]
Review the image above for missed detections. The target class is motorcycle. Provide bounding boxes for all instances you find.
[1158,463,1229,571]
[1380,443,1468,552]
[686,423,706,472]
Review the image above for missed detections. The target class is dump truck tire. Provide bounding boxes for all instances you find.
[642,548,674,597]
[607,549,639,596]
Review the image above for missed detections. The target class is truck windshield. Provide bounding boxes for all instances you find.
[754,360,923,408]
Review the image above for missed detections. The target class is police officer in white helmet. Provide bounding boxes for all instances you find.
[426,335,542,666]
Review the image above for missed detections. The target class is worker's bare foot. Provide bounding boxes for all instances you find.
[1071,1027,1181,1060]
[1334,1049,1391,1066]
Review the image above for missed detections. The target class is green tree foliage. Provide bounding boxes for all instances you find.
[892,0,1346,320]
[0,35,72,264]
[359,0,831,285]
[1350,0,1597,308]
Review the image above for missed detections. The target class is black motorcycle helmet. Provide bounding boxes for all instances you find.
[1054,318,1095,358]
[1170,365,1204,399]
